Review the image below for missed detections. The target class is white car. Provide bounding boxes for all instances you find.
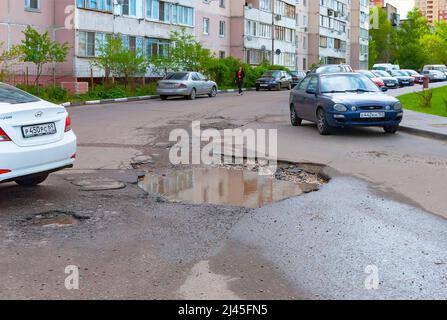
[0,83,76,186]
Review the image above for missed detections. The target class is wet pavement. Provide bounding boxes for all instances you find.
[1,90,447,299]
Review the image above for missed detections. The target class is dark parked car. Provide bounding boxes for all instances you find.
[255,70,292,91]
[288,70,306,87]
[400,69,425,84]
[308,64,353,74]
[371,70,399,89]
[289,73,403,135]
[389,70,415,87]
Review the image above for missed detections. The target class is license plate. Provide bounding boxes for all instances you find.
[22,122,57,138]
[260,84,268,87]
[360,112,385,119]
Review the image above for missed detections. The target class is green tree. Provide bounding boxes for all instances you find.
[16,26,69,85]
[152,28,214,75]
[368,6,398,65]
[420,33,447,65]
[0,42,21,81]
[90,36,122,86]
[114,46,149,88]
[396,8,430,69]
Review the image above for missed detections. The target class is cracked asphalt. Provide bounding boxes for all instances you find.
[1,89,447,299]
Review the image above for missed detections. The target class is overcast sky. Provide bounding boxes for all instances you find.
[385,0,416,18]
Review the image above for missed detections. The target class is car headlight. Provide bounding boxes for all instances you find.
[333,103,348,112]
[393,102,402,110]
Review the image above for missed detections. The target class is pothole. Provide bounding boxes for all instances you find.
[28,210,90,227]
[138,163,328,208]
[70,178,126,191]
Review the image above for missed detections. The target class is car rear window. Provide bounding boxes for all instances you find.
[0,84,40,105]
[165,73,189,80]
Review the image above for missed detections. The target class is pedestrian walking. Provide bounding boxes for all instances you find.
[235,66,245,96]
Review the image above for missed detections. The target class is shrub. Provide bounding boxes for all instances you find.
[415,90,433,108]
[17,84,68,103]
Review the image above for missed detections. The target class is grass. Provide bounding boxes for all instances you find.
[397,85,447,117]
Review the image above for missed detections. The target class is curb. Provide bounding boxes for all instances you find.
[398,125,447,141]
[61,88,257,108]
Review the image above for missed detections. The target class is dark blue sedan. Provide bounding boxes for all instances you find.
[289,73,403,135]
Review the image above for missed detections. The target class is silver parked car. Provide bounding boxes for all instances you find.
[422,70,447,82]
[156,72,218,100]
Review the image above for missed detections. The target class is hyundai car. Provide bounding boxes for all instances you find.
[156,72,218,100]
[0,83,76,186]
[289,73,403,135]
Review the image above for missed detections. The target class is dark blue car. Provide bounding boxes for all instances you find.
[289,73,403,135]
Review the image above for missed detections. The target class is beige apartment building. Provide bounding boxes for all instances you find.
[416,0,447,24]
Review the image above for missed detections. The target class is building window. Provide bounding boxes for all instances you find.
[146,38,170,58]
[219,51,226,59]
[78,31,99,57]
[219,0,225,8]
[203,18,210,35]
[77,0,113,12]
[147,0,169,22]
[172,4,194,26]
[219,21,225,37]
[25,0,40,11]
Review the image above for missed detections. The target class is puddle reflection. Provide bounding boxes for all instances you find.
[138,167,303,208]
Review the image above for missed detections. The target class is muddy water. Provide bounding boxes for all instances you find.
[138,167,305,208]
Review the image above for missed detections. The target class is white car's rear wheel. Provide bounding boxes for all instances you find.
[15,173,49,187]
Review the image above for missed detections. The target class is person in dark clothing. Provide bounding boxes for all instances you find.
[235,66,245,95]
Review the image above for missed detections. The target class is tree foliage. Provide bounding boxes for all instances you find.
[15,26,69,85]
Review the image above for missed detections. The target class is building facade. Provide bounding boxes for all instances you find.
[416,0,447,24]
[0,0,370,83]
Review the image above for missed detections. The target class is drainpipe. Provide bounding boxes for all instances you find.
[271,0,274,65]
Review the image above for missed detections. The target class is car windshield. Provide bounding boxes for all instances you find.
[320,74,380,93]
[262,71,280,78]
[391,71,408,76]
[165,73,189,80]
[372,70,391,77]
[432,66,447,72]
[0,84,40,105]
[316,65,348,73]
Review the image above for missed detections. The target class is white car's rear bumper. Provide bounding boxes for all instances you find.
[0,131,76,182]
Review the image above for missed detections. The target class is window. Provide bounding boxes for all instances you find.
[25,0,40,11]
[77,0,113,11]
[147,0,169,22]
[219,0,225,8]
[219,21,225,37]
[0,83,39,104]
[146,38,170,58]
[172,4,194,26]
[219,51,226,59]
[203,18,210,35]
[78,31,97,57]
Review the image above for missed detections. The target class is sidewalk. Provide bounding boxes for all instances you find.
[399,109,447,140]
[385,83,447,140]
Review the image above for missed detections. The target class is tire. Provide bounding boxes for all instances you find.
[208,86,217,98]
[316,108,332,135]
[188,88,196,100]
[256,86,260,91]
[276,83,281,91]
[160,95,168,100]
[15,173,49,187]
[290,104,302,126]
[383,125,398,134]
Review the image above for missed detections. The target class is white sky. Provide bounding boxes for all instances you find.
[385,0,416,18]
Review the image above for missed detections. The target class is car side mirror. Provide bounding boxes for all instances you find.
[381,86,388,92]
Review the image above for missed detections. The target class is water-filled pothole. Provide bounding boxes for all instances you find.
[29,210,90,227]
[138,166,326,208]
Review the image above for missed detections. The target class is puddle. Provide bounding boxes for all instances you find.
[138,167,312,208]
[30,210,90,227]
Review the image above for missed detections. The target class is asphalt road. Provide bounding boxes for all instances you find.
[1,85,447,299]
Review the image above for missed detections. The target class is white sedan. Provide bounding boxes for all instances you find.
[0,83,76,186]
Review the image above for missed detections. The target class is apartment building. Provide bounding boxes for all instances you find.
[308,0,351,66]
[0,0,370,83]
[351,0,369,69]
[416,0,447,24]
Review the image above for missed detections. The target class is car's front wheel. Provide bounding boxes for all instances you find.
[290,105,302,126]
[15,173,49,187]
[316,108,332,135]
[383,125,399,134]
[160,95,168,100]
[208,86,217,98]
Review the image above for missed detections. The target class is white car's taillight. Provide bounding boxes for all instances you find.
[0,127,11,141]
[65,115,72,132]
